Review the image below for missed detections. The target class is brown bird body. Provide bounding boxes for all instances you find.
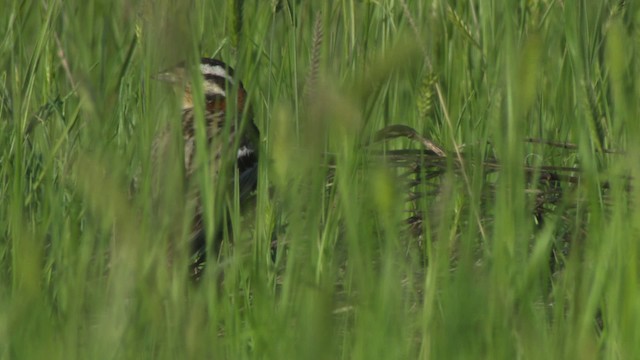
[153,58,259,271]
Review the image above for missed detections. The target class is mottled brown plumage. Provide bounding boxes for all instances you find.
[152,58,259,273]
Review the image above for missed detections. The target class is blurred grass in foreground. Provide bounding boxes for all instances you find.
[1,0,640,358]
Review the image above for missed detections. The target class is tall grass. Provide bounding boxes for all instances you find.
[1,0,639,358]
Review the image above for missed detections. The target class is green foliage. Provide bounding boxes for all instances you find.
[1,0,640,358]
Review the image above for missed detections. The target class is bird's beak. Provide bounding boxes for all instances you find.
[152,66,186,84]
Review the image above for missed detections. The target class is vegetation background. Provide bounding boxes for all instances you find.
[1,0,639,358]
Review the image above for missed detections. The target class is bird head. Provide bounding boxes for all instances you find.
[155,58,247,115]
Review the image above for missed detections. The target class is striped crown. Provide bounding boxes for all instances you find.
[156,58,248,115]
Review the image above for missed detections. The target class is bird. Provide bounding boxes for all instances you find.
[152,58,260,276]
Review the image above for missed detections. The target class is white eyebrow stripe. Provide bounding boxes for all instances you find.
[200,64,234,83]
[203,81,226,97]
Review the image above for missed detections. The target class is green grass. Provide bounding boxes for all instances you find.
[2,0,640,358]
